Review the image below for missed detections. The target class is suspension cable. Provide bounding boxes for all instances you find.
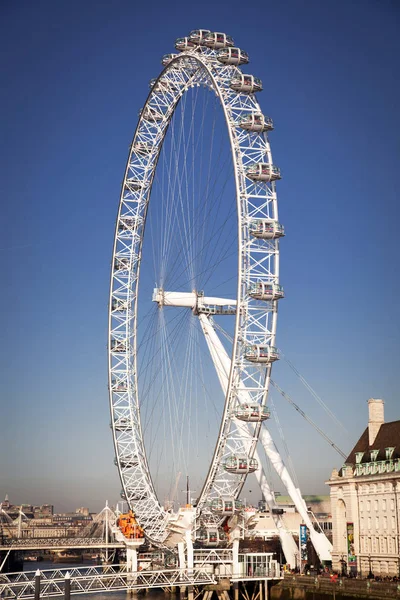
[279,352,349,435]
[270,379,347,459]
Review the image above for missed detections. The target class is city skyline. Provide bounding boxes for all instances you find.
[1,0,399,512]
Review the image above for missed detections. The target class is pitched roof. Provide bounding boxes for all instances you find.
[345,420,400,464]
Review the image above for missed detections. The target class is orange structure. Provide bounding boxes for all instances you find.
[117,510,145,539]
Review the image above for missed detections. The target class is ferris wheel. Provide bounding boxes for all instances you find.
[108,29,332,562]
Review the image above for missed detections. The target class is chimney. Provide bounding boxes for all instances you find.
[368,398,384,446]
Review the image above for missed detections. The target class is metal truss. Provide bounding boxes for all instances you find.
[0,566,216,599]
[108,40,282,543]
[0,538,123,550]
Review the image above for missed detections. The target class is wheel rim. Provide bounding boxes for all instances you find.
[108,44,282,544]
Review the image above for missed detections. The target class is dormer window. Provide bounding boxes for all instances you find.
[385,447,395,460]
[356,452,364,464]
[370,450,379,462]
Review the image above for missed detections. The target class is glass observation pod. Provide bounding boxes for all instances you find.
[161,53,178,67]
[245,163,281,182]
[125,177,144,191]
[204,32,234,49]
[114,257,129,271]
[235,404,271,422]
[248,281,285,301]
[111,339,127,353]
[188,29,211,45]
[249,219,285,240]
[132,141,153,156]
[120,490,127,500]
[119,456,138,468]
[140,106,163,122]
[111,379,128,391]
[175,37,198,51]
[210,497,244,514]
[230,74,262,94]
[244,345,279,363]
[217,47,249,66]
[239,112,273,132]
[205,529,219,546]
[111,299,129,311]
[114,418,131,431]
[149,78,179,93]
[224,455,258,474]
[118,216,142,231]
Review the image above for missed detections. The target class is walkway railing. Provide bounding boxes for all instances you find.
[0,538,123,550]
[0,565,216,599]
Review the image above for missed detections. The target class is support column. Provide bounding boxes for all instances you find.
[126,546,138,572]
[34,569,41,600]
[232,538,239,578]
[64,572,71,600]
[178,541,186,600]
[233,581,239,600]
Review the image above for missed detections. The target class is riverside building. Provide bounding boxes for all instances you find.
[328,399,400,577]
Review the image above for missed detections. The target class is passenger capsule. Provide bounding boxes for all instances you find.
[111,379,128,392]
[230,74,262,94]
[204,32,234,49]
[239,112,273,132]
[210,497,242,514]
[175,37,198,51]
[118,216,142,231]
[140,106,163,122]
[120,490,127,500]
[118,455,138,469]
[235,404,271,422]
[114,257,129,271]
[244,345,279,364]
[149,78,179,94]
[111,339,127,353]
[188,29,211,45]
[205,529,219,546]
[249,219,285,240]
[114,418,131,431]
[125,178,144,193]
[245,163,281,182]
[111,298,129,312]
[217,47,249,66]
[161,53,178,67]
[248,282,285,301]
[224,455,258,474]
[132,141,153,156]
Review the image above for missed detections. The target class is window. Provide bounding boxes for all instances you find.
[360,500,363,511]
[383,516,387,529]
[382,499,387,512]
[375,516,379,529]
[385,447,395,460]
[356,452,364,464]
[374,500,379,511]
[368,517,371,529]
[370,449,379,462]
[367,500,371,512]
[391,499,395,511]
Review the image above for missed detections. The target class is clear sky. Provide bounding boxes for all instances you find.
[1,0,399,513]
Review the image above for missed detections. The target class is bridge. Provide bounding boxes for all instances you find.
[0,564,218,598]
[0,538,123,551]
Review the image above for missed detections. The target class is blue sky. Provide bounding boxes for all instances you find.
[1,0,399,512]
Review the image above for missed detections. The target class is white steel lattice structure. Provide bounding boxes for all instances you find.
[108,31,285,545]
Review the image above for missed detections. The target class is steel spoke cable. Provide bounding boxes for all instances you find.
[279,352,349,435]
